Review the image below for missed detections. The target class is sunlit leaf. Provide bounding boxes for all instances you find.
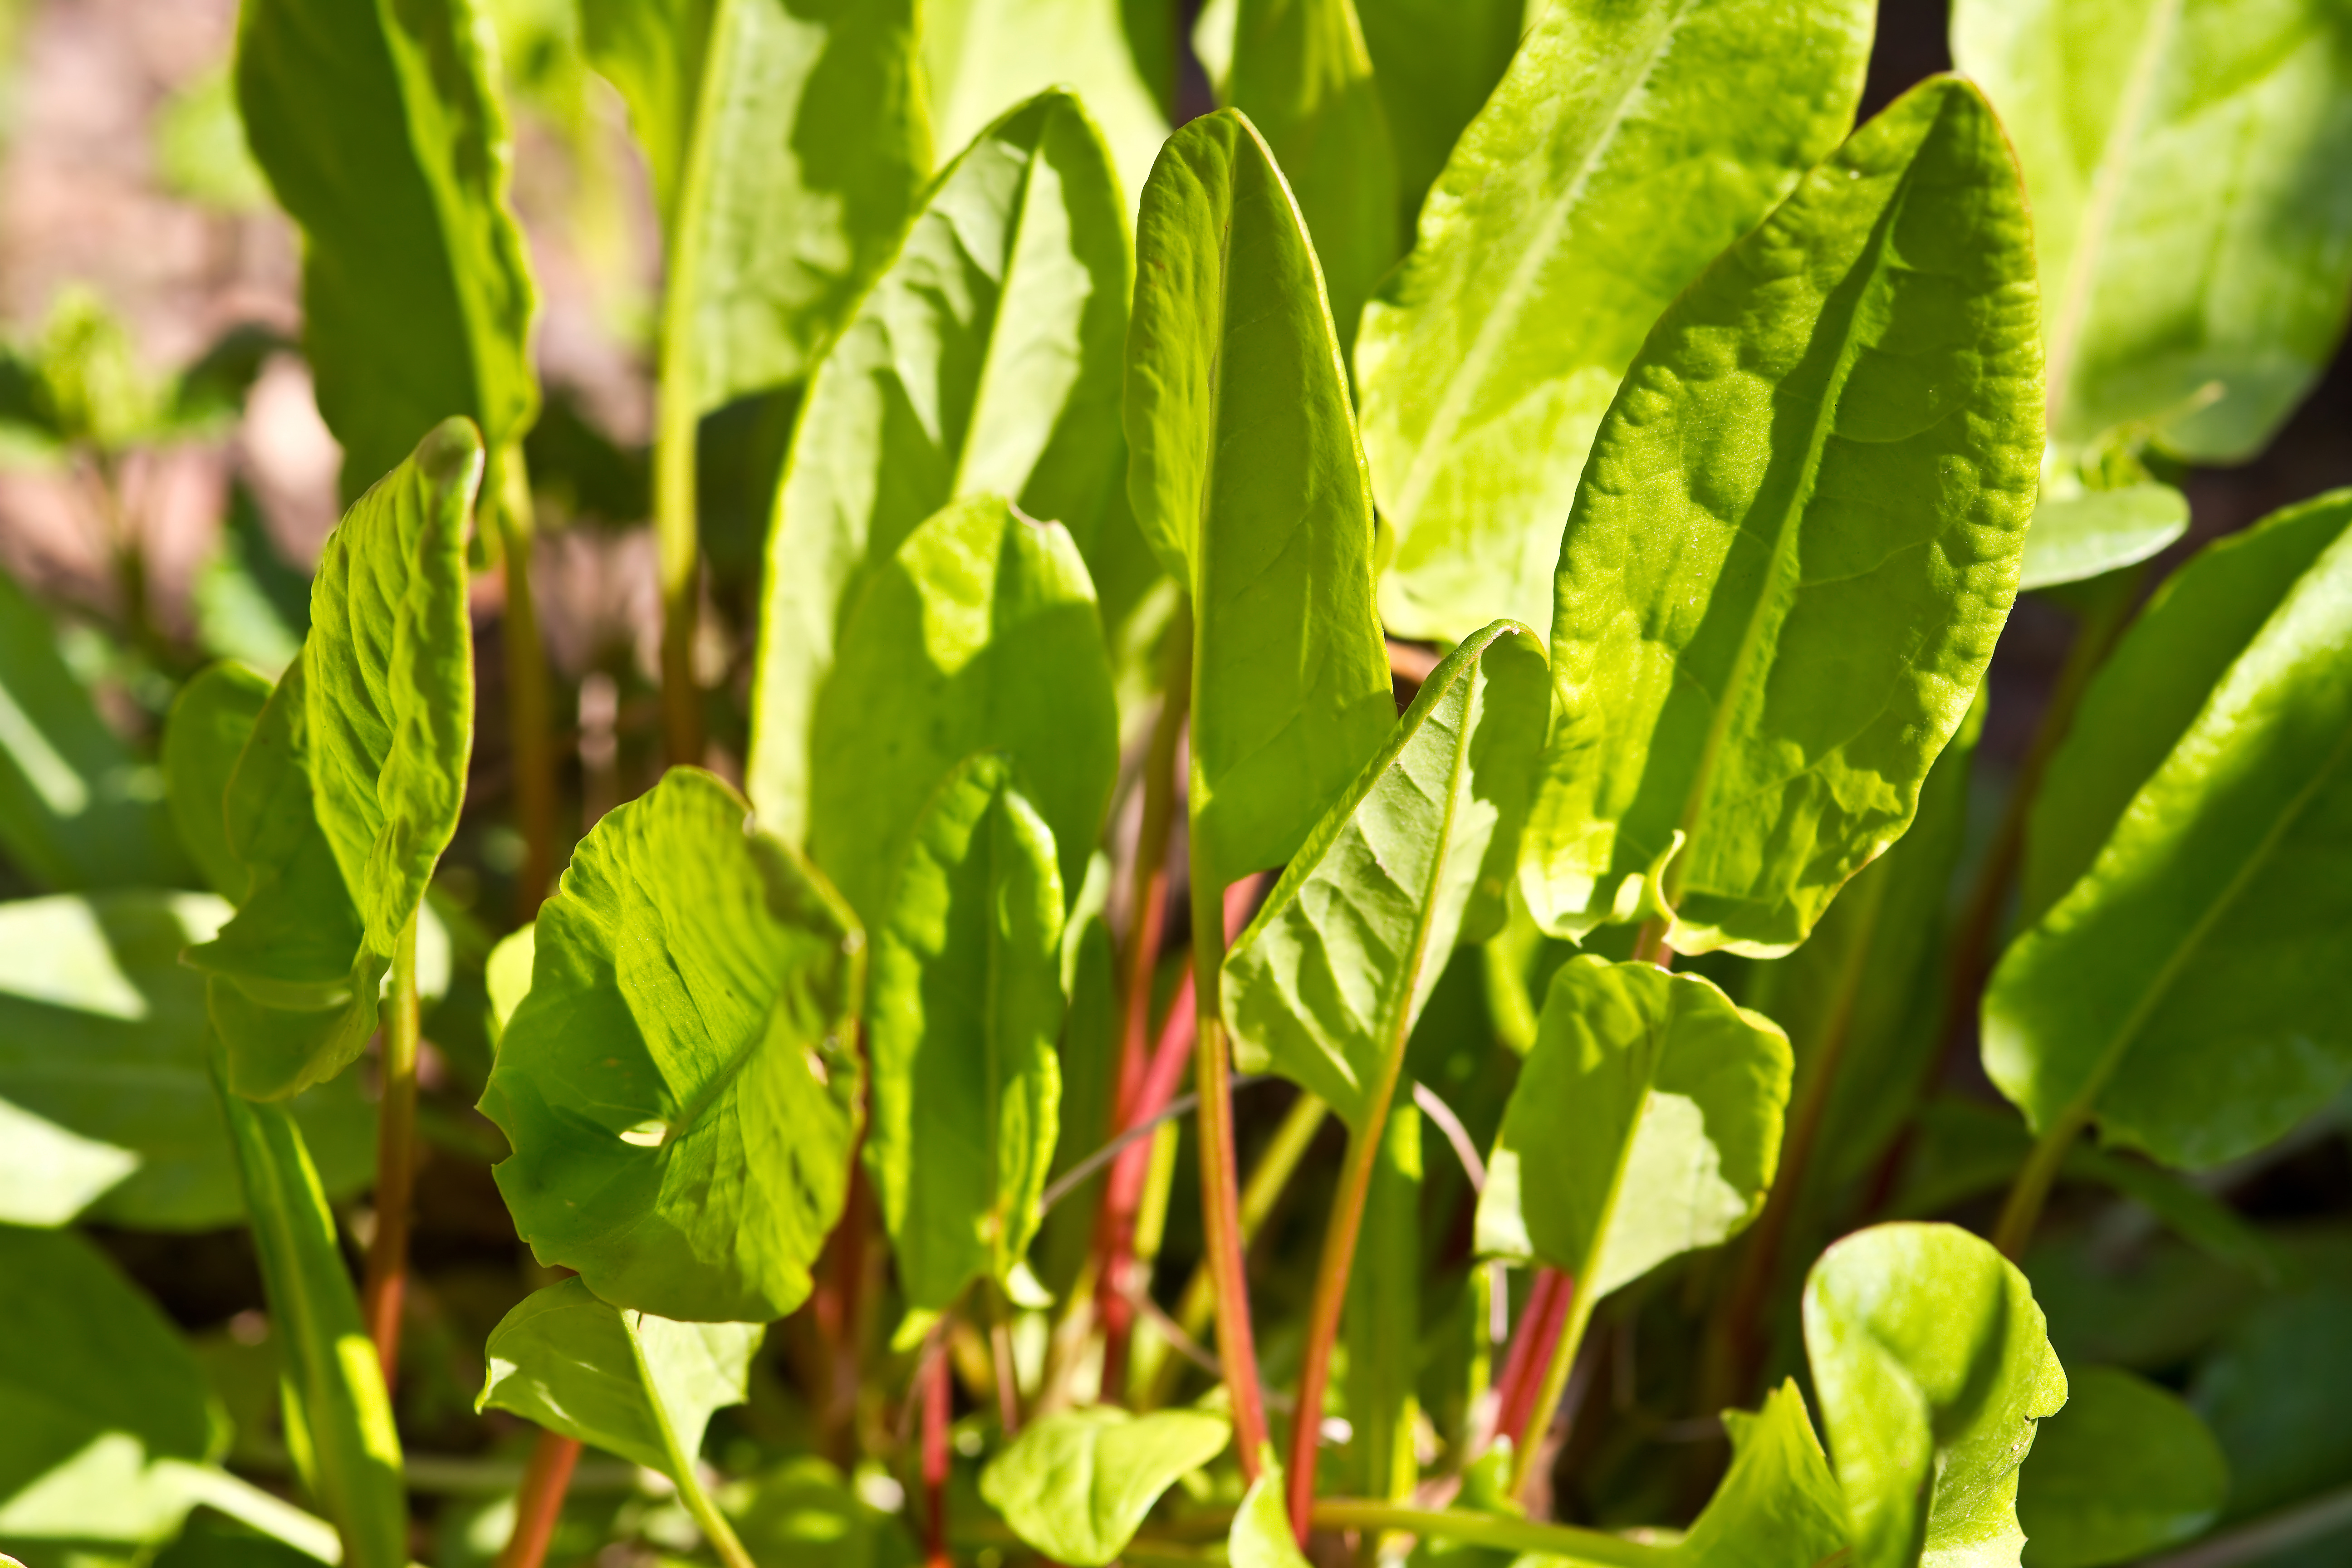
[2016,481,2189,593]
[1675,1380,1848,1568]
[979,1407,1232,1567]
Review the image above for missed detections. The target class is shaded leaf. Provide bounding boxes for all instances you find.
[747,91,1134,852]
[2018,1365,2227,1568]
[864,754,1065,1312]
[477,1276,760,1476]
[731,1454,921,1568]
[1344,1099,1420,1502]
[162,663,273,902]
[1803,1222,2067,1568]
[1356,0,1874,644]
[1352,0,1519,231]
[2017,481,2189,593]
[979,1407,1232,1567]
[1674,1380,1847,1568]
[1225,620,1548,1129]
[2192,1281,2352,1525]
[1124,107,1392,882]
[481,766,864,1322]
[1517,77,2042,955]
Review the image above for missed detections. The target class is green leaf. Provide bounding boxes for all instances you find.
[979,1407,1232,1566]
[1224,620,1548,1129]
[746,90,1134,853]
[732,1455,920,1568]
[1476,956,1789,1302]
[155,68,270,212]
[236,0,537,496]
[1124,107,1393,883]
[480,766,865,1322]
[1803,1222,2068,1568]
[1984,497,2352,1169]
[0,567,187,892]
[1517,77,2043,956]
[2017,481,2189,593]
[1953,0,2352,465]
[304,416,478,956]
[164,666,272,902]
[1344,1099,1420,1502]
[0,891,372,1230]
[1674,1380,1847,1568]
[801,493,1118,926]
[2019,489,2352,928]
[0,1226,220,1548]
[1354,0,1874,644]
[2192,1281,2352,1524]
[2017,1365,2227,1568]
[863,753,1065,1312]
[484,921,534,1044]
[1228,1448,1313,1568]
[586,0,927,405]
[921,0,1170,211]
[211,1061,407,1568]
[1225,0,1400,351]
[1352,0,1518,231]
[477,1276,761,1477]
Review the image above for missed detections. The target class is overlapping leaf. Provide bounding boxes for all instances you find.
[980,1407,1232,1566]
[1673,1381,1848,1568]
[1517,77,2042,955]
[1352,0,1518,231]
[481,766,864,1322]
[2016,1365,2228,1568]
[1355,0,1874,644]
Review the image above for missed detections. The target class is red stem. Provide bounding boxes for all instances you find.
[1192,871,1268,1481]
[1491,1268,1574,1453]
[922,1340,952,1568]
[496,1429,583,1568]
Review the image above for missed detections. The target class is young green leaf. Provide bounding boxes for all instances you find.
[1224,0,1400,351]
[484,920,535,1044]
[746,91,1133,851]
[1476,956,1790,1303]
[1803,1222,2067,1568]
[1518,77,2042,955]
[0,567,188,892]
[1675,1380,1848,1568]
[1124,107,1392,883]
[863,753,1065,1313]
[1954,0,2352,466]
[162,662,272,901]
[235,0,536,497]
[1224,620,1548,1129]
[0,891,372,1230]
[1985,501,2352,1168]
[1227,1447,1313,1568]
[212,1058,407,1568]
[1352,0,1518,231]
[1354,0,1874,644]
[978,1407,1232,1566]
[2017,482,2190,593]
[480,766,864,1322]
[2016,1365,2228,1568]
[801,494,1117,926]
[477,1276,762,1477]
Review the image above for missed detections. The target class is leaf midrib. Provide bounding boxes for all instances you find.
[948,113,1048,501]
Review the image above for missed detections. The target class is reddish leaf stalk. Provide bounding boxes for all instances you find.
[1490,1267,1574,1453]
[922,1337,953,1568]
[360,911,422,1387]
[1191,868,1268,1480]
[495,1429,583,1568]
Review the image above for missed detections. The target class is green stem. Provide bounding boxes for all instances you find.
[1508,1276,1598,1504]
[491,446,559,914]
[1306,1501,1672,1568]
[1190,862,1268,1481]
[1287,1107,1391,1538]
[1992,1100,2091,1259]
[635,1323,755,1568]
[359,911,421,1387]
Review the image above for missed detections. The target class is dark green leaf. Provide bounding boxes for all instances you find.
[1803,1221,2067,1568]
[979,1407,1232,1567]
[1355,0,1874,644]
[2193,1281,2352,1523]
[1124,107,1393,882]
[1344,1098,1420,1501]
[1352,0,1518,230]
[481,766,864,1322]
[1224,620,1548,1129]
[163,663,272,902]
[745,90,1134,853]
[1675,1380,1847,1568]
[863,753,1065,1312]
[1518,77,2042,955]
[2018,1365,2227,1568]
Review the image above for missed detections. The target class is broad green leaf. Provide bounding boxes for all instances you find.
[477,1276,760,1477]
[0,1226,220,1548]
[1673,1381,1847,1568]
[0,567,186,892]
[1476,956,1789,1303]
[1984,503,2352,1168]
[192,491,311,681]
[1225,0,1399,351]
[2017,481,2188,593]
[1954,0,2352,465]
[2018,490,2352,928]
[1352,0,1519,230]
[1354,0,1874,644]
[746,91,1133,850]
[1227,1449,1312,1568]
[1124,108,1392,882]
[1803,1222,2067,1568]
[979,1407,1232,1567]
[803,494,1118,926]
[304,416,478,956]
[212,1061,407,1568]
[480,766,864,1322]
[1224,621,1548,1129]
[584,0,927,404]
[733,1455,921,1568]
[863,753,1065,1312]
[236,0,537,497]
[2191,1281,2352,1524]
[921,0,1171,212]
[2016,1365,2227,1568]
[0,892,372,1230]
[1517,78,2043,956]
[1343,1099,1420,1502]
[163,663,272,901]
